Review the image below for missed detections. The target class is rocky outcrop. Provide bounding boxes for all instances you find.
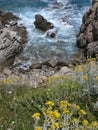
[0,10,27,67]
[34,14,54,31]
[77,0,98,57]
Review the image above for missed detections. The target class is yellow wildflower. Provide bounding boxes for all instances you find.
[79,110,87,115]
[83,74,89,81]
[53,110,60,118]
[32,112,40,118]
[51,122,60,129]
[68,64,73,67]
[70,103,80,110]
[35,126,42,130]
[48,77,52,84]
[63,108,70,114]
[54,122,60,128]
[3,78,13,84]
[42,107,53,116]
[48,110,54,118]
[87,57,96,62]
[52,75,60,80]
[95,76,98,80]
[45,101,54,106]
[82,120,88,126]
[74,65,83,72]
[60,100,69,109]
[90,121,98,127]
[77,65,83,72]
[91,58,96,61]
[71,118,78,123]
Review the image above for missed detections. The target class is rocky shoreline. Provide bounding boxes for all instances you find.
[0,10,78,86]
[0,0,98,86]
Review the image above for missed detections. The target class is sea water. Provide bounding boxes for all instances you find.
[0,0,91,67]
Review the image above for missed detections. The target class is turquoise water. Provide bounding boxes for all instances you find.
[0,0,91,67]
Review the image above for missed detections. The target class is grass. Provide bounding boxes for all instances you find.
[0,58,98,130]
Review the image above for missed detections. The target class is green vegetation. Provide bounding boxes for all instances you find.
[0,58,98,130]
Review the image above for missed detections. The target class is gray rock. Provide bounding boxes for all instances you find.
[49,58,58,67]
[77,1,98,57]
[59,66,72,74]
[0,10,27,67]
[3,68,12,75]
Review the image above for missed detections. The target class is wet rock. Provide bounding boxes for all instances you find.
[46,28,57,38]
[0,10,27,67]
[1,12,19,26]
[34,14,54,31]
[77,1,98,57]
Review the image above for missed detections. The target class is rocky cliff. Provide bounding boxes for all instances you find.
[77,0,98,57]
[0,11,27,67]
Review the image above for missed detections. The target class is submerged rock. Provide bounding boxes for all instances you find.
[0,10,27,67]
[46,28,57,38]
[77,1,98,57]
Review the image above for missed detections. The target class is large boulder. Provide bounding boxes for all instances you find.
[77,1,98,57]
[34,14,54,31]
[0,10,27,67]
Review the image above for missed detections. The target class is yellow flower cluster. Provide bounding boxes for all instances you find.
[69,103,80,110]
[74,65,83,72]
[95,75,98,80]
[82,120,88,126]
[79,109,87,115]
[48,75,60,84]
[53,110,60,118]
[87,58,96,62]
[2,78,13,84]
[43,109,60,119]
[60,100,68,109]
[32,100,98,130]
[90,121,98,127]
[71,118,78,123]
[35,126,42,130]
[45,101,54,106]
[63,108,70,114]
[0,76,24,85]
[83,74,89,81]
[51,122,60,129]
[32,112,40,119]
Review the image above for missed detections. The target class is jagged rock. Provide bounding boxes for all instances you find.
[0,10,27,67]
[77,1,98,57]
[34,14,54,31]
